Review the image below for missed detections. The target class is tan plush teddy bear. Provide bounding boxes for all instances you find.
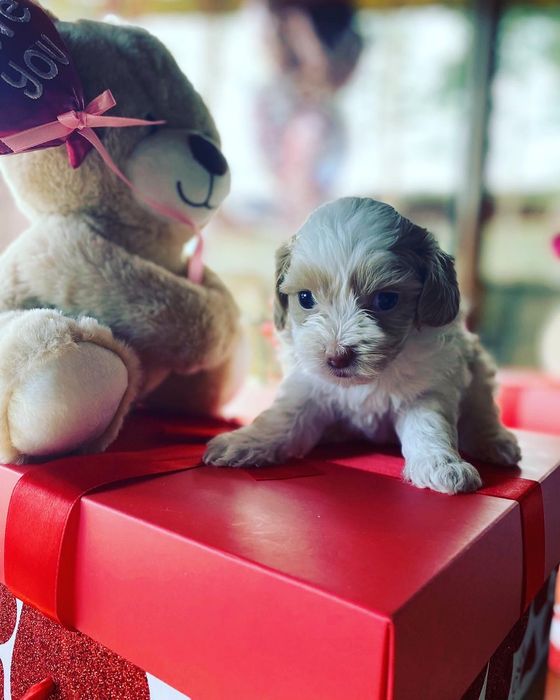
[0,7,241,463]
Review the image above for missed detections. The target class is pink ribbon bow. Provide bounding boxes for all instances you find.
[0,90,204,283]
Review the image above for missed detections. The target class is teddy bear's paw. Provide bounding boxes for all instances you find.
[0,309,142,462]
[8,342,129,459]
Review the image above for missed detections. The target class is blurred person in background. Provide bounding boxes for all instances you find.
[255,0,363,227]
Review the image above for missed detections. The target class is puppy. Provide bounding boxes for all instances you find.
[204,197,521,493]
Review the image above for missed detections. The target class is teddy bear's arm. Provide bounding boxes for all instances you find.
[1,219,239,372]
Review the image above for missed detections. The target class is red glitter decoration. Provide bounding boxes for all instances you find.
[553,234,560,258]
[4,585,150,700]
[0,584,17,644]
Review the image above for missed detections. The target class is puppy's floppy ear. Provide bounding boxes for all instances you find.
[416,245,460,327]
[274,242,292,330]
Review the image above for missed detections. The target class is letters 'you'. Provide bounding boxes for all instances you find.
[0,0,86,154]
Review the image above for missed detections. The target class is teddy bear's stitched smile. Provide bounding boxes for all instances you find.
[176,176,216,211]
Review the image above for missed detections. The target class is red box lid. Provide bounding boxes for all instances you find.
[0,414,559,700]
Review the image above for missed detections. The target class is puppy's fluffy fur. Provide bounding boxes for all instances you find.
[205,198,520,493]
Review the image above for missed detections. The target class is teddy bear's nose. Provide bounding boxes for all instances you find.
[189,134,228,176]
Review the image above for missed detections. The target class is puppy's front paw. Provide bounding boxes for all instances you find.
[404,455,482,494]
[204,428,287,467]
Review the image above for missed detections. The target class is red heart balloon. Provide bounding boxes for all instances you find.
[0,0,90,166]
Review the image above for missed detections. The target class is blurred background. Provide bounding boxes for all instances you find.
[1,0,559,385]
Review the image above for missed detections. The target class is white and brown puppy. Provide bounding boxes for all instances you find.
[204,197,520,493]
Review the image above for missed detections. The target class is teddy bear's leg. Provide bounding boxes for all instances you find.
[0,310,142,464]
[143,332,247,417]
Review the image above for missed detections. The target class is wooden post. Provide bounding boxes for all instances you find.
[455,0,502,328]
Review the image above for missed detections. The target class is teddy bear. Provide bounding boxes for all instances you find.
[0,4,242,464]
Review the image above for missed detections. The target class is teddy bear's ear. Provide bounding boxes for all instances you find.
[273,242,292,331]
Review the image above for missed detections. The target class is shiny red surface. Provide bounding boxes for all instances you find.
[0,414,558,700]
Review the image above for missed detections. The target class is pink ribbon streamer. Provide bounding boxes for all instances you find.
[0,90,204,283]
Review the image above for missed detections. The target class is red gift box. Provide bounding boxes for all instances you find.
[0,574,554,699]
[495,369,560,680]
[0,573,555,699]
[497,369,560,435]
[0,412,559,700]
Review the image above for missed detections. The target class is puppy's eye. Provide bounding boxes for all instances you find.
[298,290,316,309]
[372,291,399,312]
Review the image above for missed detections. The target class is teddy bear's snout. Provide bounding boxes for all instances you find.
[188,134,228,177]
[126,127,231,225]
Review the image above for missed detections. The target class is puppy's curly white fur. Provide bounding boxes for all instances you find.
[204,198,521,494]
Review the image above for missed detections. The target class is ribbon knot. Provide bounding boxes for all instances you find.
[56,90,119,133]
[58,109,89,131]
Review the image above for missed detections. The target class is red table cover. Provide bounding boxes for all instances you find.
[0,412,559,700]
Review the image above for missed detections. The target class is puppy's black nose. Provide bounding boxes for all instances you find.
[188,134,228,176]
[327,347,355,369]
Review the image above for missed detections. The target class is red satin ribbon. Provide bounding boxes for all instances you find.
[4,445,204,627]
[478,473,546,613]
[20,676,56,700]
